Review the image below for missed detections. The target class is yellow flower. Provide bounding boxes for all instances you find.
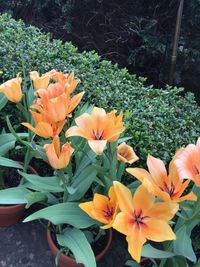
[79,186,118,229]
[66,107,125,155]
[127,155,197,202]
[44,135,74,169]
[117,142,139,164]
[30,71,51,91]
[113,182,178,263]
[0,74,22,103]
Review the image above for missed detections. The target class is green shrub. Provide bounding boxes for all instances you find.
[0,13,200,165]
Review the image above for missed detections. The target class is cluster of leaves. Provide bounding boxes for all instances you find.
[0,14,200,167]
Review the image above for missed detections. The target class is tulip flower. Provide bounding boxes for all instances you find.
[44,136,74,169]
[117,142,139,164]
[30,71,51,91]
[34,92,84,123]
[66,107,125,155]
[79,186,118,229]
[22,111,66,139]
[174,138,200,186]
[0,74,22,103]
[50,71,80,94]
[113,182,178,263]
[127,155,197,202]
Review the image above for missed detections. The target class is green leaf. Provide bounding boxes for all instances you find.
[0,187,30,204]
[69,165,97,201]
[0,156,24,169]
[0,133,28,156]
[25,192,48,208]
[0,93,7,111]
[55,248,68,267]
[142,244,175,259]
[23,202,96,228]
[57,228,96,267]
[173,225,196,263]
[18,171,64,192]
[27,85,35,107]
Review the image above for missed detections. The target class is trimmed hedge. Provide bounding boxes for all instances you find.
[0,13,200,165]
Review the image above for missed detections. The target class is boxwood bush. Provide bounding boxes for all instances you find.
[0,13,200,165]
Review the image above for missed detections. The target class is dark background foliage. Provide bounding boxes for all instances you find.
[0,0,200,101]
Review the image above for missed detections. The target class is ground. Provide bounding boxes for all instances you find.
[0,209,130,267]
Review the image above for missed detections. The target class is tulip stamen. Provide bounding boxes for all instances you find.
[92,129,104,140]
[163,182,176,197]
[103,205,114,218]
[131,209,149,229]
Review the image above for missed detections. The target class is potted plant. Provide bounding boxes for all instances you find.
[0,75,40,226]
[3,69,139,266]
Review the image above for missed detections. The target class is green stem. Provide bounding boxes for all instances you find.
[57,169,68,203]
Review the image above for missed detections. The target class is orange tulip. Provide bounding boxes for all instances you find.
[127,155,197,202]
[33,91,84,123]
[79,186,118,229]
[50,71,80,94]
[0,74,22,103]
[66,107,125,155]
[22,111,66,139]
[44,135,74,169]
[30,71,51,91]
[113,182,178,263]
[174,138,200,186]
[117,142,139,164]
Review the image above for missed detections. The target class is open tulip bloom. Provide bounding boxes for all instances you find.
[112,182,178,263]
[66,107,125,155]
[127,155,197,202]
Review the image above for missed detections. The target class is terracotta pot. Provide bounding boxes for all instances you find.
[47,228,112,267]
[0,163,38,227]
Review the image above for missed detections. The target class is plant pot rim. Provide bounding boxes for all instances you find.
[0,203,25,210]
[47,227,112,264]
[0,162,38,208]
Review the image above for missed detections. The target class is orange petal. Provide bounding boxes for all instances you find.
[79,202,96,220]
[133,185,155,213]
[113,181,134,214]
[88,140,107,155]
[126,168,152,183]
[143,218,176,242]
[126,225,146,263]
[92,107,107,117]
[147,155,167,188]
[148,202,179,221]
[22,122,53,138]
[112,211,133,236]
[93,193,109,211]
[176,192,197,202]
[142,178,171,202]
[68,91,84,114]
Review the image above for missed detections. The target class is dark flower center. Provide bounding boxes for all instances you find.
[131,209,149,229]
[103,205,114,218]
[163,182,176,197]
[93,129,104,140]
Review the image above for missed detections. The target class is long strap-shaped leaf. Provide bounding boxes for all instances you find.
[57,228,96,267]
[0,187,30,204]
[23,202,96,228]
